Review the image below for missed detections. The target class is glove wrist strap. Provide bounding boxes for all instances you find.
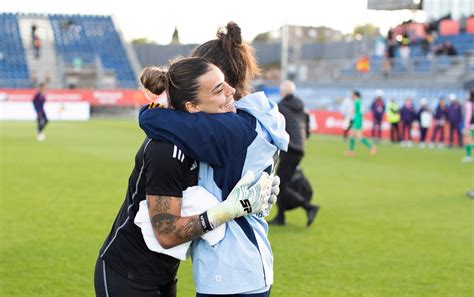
[199,212,213,233]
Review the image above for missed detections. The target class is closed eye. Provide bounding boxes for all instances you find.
[211,82,223,94]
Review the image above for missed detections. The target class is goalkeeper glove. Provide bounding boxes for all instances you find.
[199,170,271,231]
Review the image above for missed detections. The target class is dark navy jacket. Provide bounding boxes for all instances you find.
[400,104,416,124]
[433,105,448,121]
[447,102,463,125]
[32,91,45,113]
[138,104,256,171]
[371,98,385,121]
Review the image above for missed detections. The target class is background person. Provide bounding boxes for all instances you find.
[370,89,385,143]
[418,98,432,148]
[32,83,48,141]
[340,95,354,140]
[400,98,416,147]
[269,80,319,227]
[386,97,400,143]
[462,91,474,162]
[430,98,448,148]
[346,90,377,156]
[447,94,463,148]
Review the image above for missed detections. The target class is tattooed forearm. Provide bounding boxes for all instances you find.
[154,196,173,213]
[175,216,205,241]
[151,213,178,235]
[147,194,205,247]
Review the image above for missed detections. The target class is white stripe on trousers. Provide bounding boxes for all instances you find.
[102,260,110,297]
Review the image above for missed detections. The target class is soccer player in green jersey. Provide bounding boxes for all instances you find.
[462,91,473,163]
[346,90,377,156]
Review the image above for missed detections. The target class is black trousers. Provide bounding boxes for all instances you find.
[94,258,177,297]
[431,124,444,143]
[36,111,48,133]
[390,122,400,142]
[401,122,412,141]
[449,124,463,147]
[275,150,308,221]
[420,127,428,143]
[343,119,353,139]
[371,119,382,140]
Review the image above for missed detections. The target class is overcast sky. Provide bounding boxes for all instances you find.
[4,0,422,44]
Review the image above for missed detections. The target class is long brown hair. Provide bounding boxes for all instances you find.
[191,22,260,100]
[139,57,212,111]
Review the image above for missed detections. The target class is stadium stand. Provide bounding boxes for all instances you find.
[1,13,471,93]
[49,14,137,88]
[0,13,30,88]
[18,14,63,88]
[0,13,137,89]
[433,33,474,55]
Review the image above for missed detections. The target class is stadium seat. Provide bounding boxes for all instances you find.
[439,19,460,36]
[467,17,474,34]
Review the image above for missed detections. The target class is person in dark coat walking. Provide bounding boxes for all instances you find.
[32,83,48,141]
[269,80,319,227]
[447,94,463,147]
[400,98,416,147]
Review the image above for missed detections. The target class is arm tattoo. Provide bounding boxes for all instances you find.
[175,216,204,241]
[148,195,205,244]
[154,196,173,213]
[151,213,177,235]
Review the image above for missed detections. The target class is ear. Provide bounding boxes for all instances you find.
[184,101,200,113]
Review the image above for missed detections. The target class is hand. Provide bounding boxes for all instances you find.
[269,175,280,205]
[206,171,271,229]
[257,175,280,218]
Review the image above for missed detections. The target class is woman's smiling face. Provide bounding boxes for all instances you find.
[187,64,236,114]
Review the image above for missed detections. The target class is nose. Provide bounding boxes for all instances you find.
[224,82,235,96]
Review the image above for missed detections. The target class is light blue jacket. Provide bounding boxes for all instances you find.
[191,92,288,294]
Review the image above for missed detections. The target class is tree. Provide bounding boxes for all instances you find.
[353,24,381,38]
[171,26,180,44]
[132,37,156,45]
[253,32,272,43]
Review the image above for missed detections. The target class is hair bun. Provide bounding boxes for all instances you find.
[217,21,242,46]
[139,66,167,96]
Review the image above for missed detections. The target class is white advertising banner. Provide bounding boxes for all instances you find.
[0,102,90,120]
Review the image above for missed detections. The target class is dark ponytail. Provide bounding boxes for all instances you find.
[192,22,260,100]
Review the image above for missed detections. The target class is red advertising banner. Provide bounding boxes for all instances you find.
[0,89,149,106]
[309,110,419,139]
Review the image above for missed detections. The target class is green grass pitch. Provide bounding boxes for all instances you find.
[0,120,472,297]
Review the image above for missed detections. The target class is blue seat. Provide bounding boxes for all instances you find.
[0,13,29,87]
[50,14,136,88]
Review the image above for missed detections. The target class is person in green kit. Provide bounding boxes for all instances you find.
[462,90,474,163]
[346,90,377,156]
